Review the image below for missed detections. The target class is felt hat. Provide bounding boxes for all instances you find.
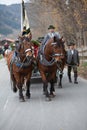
[23,25,26,30]
[48,25,55,30]
[67,40,75,46]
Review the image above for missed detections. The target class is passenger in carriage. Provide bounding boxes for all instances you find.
[22,25,27,36]
[66,41,80,84]
[13,27,32,58]
[22,26,32,40]
[42,25,61,45]
[26,28,32,40]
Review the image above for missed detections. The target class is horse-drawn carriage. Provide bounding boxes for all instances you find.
[6,35,66,101]
[30,39,42,83]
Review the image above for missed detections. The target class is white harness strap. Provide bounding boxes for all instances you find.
[51,42,57,45]
[25,48,32,53]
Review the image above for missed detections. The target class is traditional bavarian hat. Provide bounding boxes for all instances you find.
[48,25,55,30]
[26,28,31,34]
[23,25,26,30]
[67,40,75,46]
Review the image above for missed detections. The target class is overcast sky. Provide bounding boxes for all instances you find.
[0,0,29,5]
[0,0,21,5]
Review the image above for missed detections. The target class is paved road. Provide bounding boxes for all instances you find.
[0,58,87,130]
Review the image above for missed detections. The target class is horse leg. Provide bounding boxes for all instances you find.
[40,71,51,101]
[50,80,56,97]
[13,81,17,93]
[26,81,31,99]
[58,71,63,88]
[43,83,46,95]
[11,75,17,93]
[47,73,56,97]
[43,81,51,101]
[18,83,25,102]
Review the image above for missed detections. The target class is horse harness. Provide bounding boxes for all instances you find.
[39,41,64,66]
[10,39,34,73]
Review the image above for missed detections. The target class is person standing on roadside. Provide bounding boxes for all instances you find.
[66,41,80,84]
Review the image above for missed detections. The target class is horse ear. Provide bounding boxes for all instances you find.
[59,36,63,41]
[59,36,65,43]
[53,36,58,42]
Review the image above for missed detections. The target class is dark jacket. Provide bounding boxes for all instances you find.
[66,49,79,65]
[22,30,27,36]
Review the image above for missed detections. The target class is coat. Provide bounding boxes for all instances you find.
[66,49,79,65]
[42,32,61,45]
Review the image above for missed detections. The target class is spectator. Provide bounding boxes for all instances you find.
[66,41,80,84]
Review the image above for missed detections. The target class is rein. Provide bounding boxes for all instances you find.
[39,37,65,66]
[16,56,27,72]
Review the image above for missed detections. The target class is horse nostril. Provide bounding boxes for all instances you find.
[57,60,62,64]
[26,51,32,57]
[54,57,60,62]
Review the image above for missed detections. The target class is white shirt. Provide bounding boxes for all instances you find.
[71,50,74,55]
[48,32,61,38]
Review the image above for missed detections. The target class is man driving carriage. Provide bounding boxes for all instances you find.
[39,25,61,56]
[42,25,61,45]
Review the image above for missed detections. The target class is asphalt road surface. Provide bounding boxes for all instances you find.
[0,58,87,130]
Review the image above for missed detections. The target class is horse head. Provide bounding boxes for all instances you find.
[18,37,34,61]
[48,36,65,63]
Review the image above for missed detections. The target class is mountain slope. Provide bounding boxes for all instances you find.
[0,4,21,36]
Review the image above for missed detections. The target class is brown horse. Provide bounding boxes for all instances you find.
[38,36,65,101]
[6,37,34,101]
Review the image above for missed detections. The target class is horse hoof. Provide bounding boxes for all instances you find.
[13,87,17,93]
[19,97,25,102]
[26,93,31,99]
[50,93,56,98]
[58,85,62,88]
[26,95,30,99]
[45,97,52,101]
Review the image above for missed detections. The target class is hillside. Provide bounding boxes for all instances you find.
[0,4,21,37]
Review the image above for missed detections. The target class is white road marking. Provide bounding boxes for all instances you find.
[3,99,8,110]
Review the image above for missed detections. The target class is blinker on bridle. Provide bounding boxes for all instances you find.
[51,42,63,57]
[25,48,32,53]
[52,53,63,57]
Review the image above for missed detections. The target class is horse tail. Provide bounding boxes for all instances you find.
[4,49,11,62]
